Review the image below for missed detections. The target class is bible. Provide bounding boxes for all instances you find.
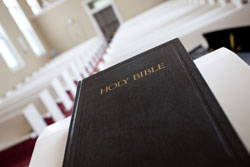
[63,39,250,167]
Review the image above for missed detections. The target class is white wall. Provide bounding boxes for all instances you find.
[113,0,165,21]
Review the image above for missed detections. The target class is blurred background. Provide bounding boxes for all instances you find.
[0,0,249,166]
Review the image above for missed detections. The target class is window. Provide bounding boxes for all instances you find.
[3,0,45,56]
[88,0,111,10]
[26,0,42,15]
[0,25,23,70]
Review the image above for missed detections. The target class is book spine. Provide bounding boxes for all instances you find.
[63,81,82,167]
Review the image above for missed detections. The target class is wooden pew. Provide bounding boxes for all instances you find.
[0,36,106,151]
[99,2,250,70]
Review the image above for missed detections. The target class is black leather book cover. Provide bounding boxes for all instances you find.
[63,39,250,167]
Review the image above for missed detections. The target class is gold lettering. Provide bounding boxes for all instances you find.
[123,77,129,84]
[151,66,158,73]
[100,62,167,95]
[140,72,144,78]
[117,81,123,87]
[133,73,141,80]
[100,87,109,95]
[100,88,104,95]
[158,62,166,70]
[108,83,117,90]
[144,68,152,76]
[118,77,130,87]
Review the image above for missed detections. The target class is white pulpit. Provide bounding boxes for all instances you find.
[29,48,250,167]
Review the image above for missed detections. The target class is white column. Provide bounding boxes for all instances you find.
[23,104,47,135]
[51,78,73,111]
[69,62,82,80]
[61,70,77,96]
[39,89,65,122]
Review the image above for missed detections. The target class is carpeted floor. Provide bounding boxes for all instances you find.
[0,138,37,167]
